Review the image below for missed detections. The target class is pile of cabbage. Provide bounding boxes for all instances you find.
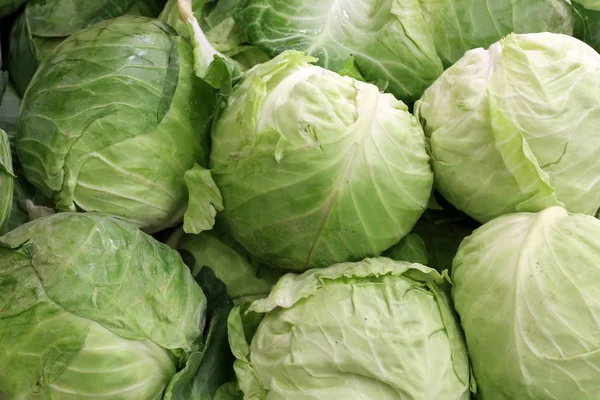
[0,0,599,399]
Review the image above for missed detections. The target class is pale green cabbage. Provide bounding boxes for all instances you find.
[453,206,600,399]
[210,51,433,270]
[229,257,473,399]
[415,32,600,223]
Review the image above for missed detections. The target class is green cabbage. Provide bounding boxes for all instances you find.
[415,32,600,223]
[210,51,433,270]
[17,17,216,232]
[452,206,600,399]
[0,212,206,399]
[234,0,574,102]
[229,257,473,399]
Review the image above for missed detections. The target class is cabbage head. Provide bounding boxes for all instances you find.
[17,17,216,233]
[210,51,433,270]
[234,0,574,102]
[415,32,600,223]
[7,0,166,96]
[0,212,206,399]
[229,257,473,399]
[452,206,600,399]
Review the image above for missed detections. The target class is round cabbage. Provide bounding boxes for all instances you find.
[0,212,206,399]
[230,257,472,399]
[17,16,216,232]
[452,206,600,399]
[415,32,600,223]
[211,51,433,270]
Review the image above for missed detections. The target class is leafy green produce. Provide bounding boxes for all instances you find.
[2,2,599,398]
[17,16,216,233]
[0,212,206,399]
[210,50,433,270]
[7,0,166,96]
[453,206,600,399]
[234,0,574,102]
[167,227,281,304]
[160,0,269,71]
[0,129,13,228]
[230,257,473,399]
[163,226,281,400]
[415,32,600,224]
[0,82,54,234]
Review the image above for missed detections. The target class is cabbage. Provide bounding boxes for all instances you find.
[234,0,574,101]
[0,212,206,399]
[415,32,600,223]
[453,206,600,399]
[17,17,216,232]
[210,51,433,270]
[229,257,473,399]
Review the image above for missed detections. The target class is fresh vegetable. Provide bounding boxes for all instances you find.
[234,0,575,102]
[0,212,206,399]
[167,227,281,304]
[453,206,600,399]
[415,32,600,223]
[16,16,216,232]
[210,50,433,270]
[230,257,473,399]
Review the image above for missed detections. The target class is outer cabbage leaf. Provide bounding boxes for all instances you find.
[234,0,443,102]
[574,2,600,52]
[211,51,433,270]
[167,227,281,304]
[0,212,206,399]
[183,164,224,234]
[452,206,600,399]
[0,84,20,149]
[0,83,54,234]
[229,258,472,399]
[17,17,216,232]
[160,0,269,70]
[415,32,600,223]
[418,0,574,67]
[163,223,281,400]
[7,0,166,96]
[0,130,14,229]
[165,308,234,400]
[574,0,600,9]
